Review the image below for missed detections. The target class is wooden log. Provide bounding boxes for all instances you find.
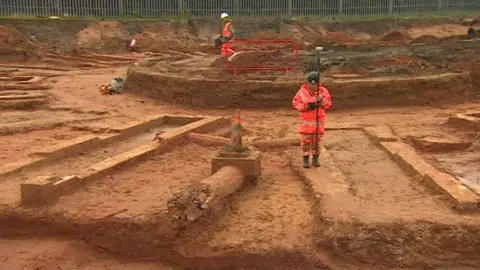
[187,132,229,146]
[250,137,299,149]
[167,166,244,228]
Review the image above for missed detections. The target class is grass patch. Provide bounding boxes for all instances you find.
[290,11,480,22]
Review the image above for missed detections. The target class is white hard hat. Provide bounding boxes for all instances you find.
[221,12,229,19]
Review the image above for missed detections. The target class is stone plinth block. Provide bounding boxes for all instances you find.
[20,176,56,204]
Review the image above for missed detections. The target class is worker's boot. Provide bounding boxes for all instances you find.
[303,156,310,168]
[312,155,320,168]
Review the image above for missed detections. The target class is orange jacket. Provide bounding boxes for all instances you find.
[292,83,332,134]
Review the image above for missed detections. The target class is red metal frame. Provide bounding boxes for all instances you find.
[225,39,299,77]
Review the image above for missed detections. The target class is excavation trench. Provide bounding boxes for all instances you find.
[125,66,475,109]
[0,214,329,270]
[0,117,194,206]
[0,142,332,269]
[1,134,480,269]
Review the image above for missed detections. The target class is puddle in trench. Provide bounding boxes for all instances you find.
[434,152,480,195]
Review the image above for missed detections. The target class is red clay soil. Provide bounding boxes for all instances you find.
[126,65,475,109]
[1,57,480,268]
[1,18,475,61]
[455,62,480,94]
[0,237,175,270]
[209,57,226,69]
[471,65,480,93]
[228,50,293,69]
[249,31,282,40]
[76,21,197,54]
[0,127,90,166]
[0,146,326,269]
[410,35,439,44]
[370,55,429,68]
[240,31,294,50]
[323,31,359,44]
[1,18,480,269]
[76,21,130,53]
[234,43,294,52]
[208,49,296,75]
[310,129,480,266]
[38,143,217,220]
[0,25,31,47]
[380,31,410,44]
[406,23,470,39]
[134,24,197,53]
[177,153,315,251]
[0,25,42,61]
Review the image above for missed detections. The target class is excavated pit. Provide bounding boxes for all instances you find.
[0,144,327,269]
[2,127,480,269]
[408,117,480,197]
[125,66,473,109]
[1,17,480,270]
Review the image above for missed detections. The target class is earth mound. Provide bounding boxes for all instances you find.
[381,31,409,44]
[0,25,42,61]
[76,21,129,53]
[410,35,439,44]
[135,24,196,53]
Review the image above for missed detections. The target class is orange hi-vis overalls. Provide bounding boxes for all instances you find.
[221,20,236,57]
[292,83,332,156]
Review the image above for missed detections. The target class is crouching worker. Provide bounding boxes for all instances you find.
[292,71,332,168]
[126,37,136,52]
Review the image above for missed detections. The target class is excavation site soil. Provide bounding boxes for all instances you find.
[0,17,480,269]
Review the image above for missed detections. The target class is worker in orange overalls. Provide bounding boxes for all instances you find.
[292,71,332,168]
[218,12,236,57]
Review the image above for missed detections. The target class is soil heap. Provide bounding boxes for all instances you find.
[0,25,41,61]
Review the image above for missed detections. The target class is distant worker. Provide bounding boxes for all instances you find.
[215,12,236,57]
[126,37,137,52]
[292,71,332,168]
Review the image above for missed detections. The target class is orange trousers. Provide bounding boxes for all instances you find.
[300,133,323,156]
[221,42,235,57]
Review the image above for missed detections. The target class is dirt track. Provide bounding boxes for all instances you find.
[1,17,480,269]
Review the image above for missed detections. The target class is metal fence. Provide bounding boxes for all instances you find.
[0,0,479,18]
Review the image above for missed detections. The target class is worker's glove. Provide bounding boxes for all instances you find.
[306,102,316,111]
[316,95,323,102]
[214,37,222,48]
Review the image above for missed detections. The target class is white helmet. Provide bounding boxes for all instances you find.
[221,12,229,19]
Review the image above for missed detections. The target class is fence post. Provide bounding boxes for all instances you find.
[339,0,343,15]
[178,0,183,16]
[437,0,442,11]
[55,0,60,16]
[235,0,240,16]
[118,0,124,16]
[288,0,292,17]
[389,0,393,15]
